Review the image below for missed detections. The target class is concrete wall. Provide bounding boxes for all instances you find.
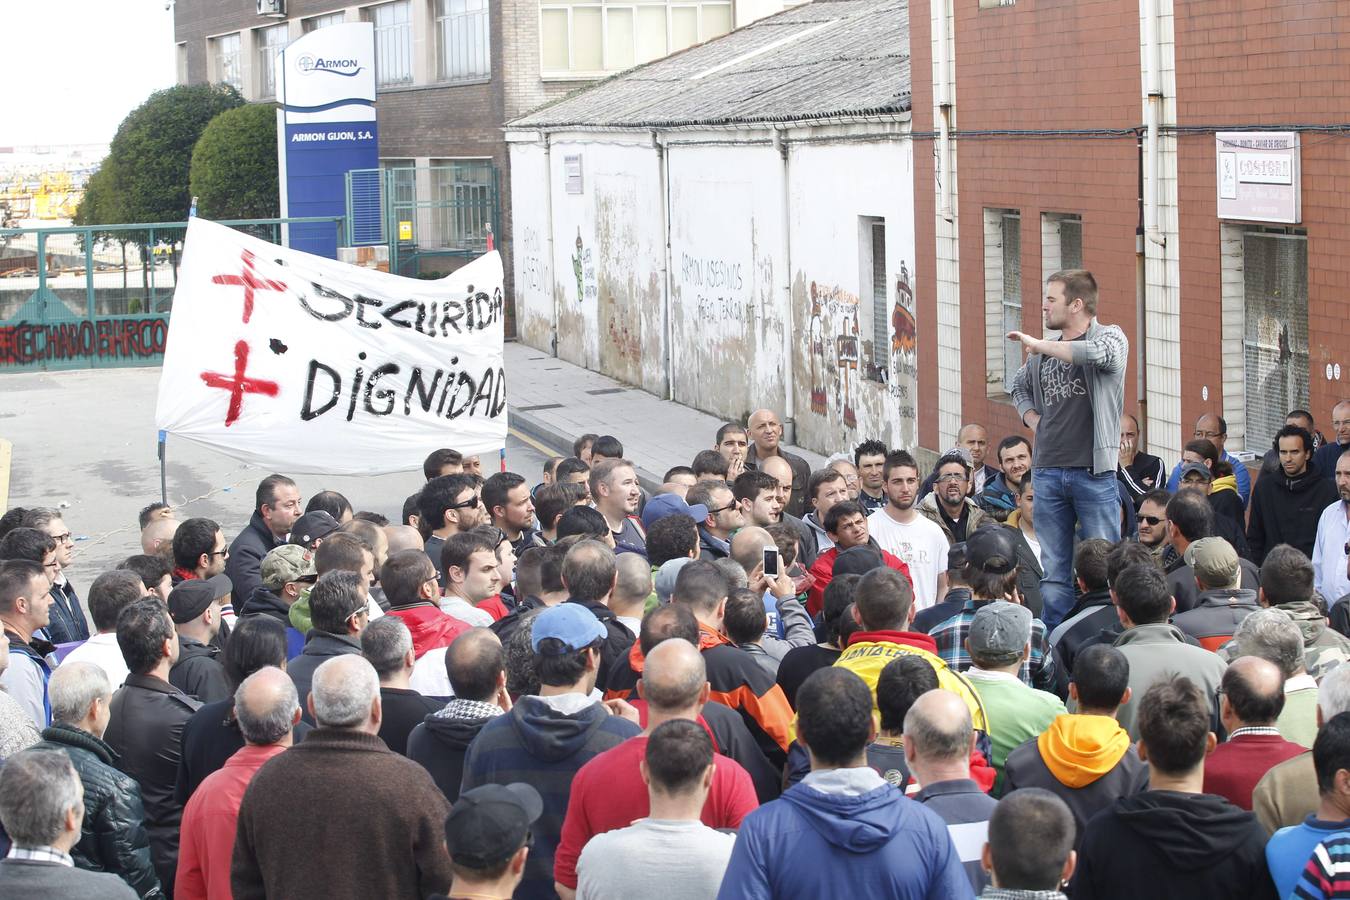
[509,125,915,456]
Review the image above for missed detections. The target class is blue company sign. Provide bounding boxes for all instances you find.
[276,23,379,259]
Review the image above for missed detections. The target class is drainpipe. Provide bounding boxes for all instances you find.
[774,125,797,446]
[935,0,954,221]
[656,129,675,401]
[543,132,558,357]
[1142,0,1165,248]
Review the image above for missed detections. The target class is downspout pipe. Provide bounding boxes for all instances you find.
[543,132,558,356]
[774,125,797,445]
[936,0,954,221]
[1143,0,1165,247]
[656,129,675,401]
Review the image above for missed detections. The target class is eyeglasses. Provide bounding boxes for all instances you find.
[935,473,967,484]
[346,605,368,622]
[448,495,481,510]
[50,532,73,545]
[209,548,230,558]
[1193,430,1224,440]
[1140,515,1165,526]
[709,503,737,515]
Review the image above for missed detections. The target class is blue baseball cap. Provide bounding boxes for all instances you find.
[640,492,709,530]
[531,603,607,653]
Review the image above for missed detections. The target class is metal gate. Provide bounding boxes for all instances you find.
[344,162,499,277]
[0,217,343,372]
[1243,231,1309,453]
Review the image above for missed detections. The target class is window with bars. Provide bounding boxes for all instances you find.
[541,1,733,75]
[1244,232,1309,454]
[1000,213,1022,391]
[211,33,242,90]
[366,1,413,86]
[859,217,889,383]
[431,160,494,251]
[256,23,289,99]
[437,0,491,81]
[304,11,348,31]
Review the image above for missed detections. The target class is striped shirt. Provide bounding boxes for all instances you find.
[1294,834,1350,899]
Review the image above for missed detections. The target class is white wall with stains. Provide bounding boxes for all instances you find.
[506,126,916,457]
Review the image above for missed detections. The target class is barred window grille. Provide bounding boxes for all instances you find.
[1001,213,1022,391]
[1243,233,1309,454]
[212,33,243,90]
[368,1,413,86]
[256,24,289,99]
[437,0,491,81]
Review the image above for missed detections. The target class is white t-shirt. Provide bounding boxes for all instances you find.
[866,509,950,609]
[577,819,735,900]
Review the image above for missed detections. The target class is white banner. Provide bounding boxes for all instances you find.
[155,219,506,475]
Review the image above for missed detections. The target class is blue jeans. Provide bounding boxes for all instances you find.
[1033,466,1121,630]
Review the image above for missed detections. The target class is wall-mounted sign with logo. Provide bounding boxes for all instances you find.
[276,23,379,258]
[1215,132,1301,224]
[398,220,413,241]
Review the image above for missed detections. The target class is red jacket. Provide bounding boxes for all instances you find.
[475,594,511,622]
[806,547,912,617]
[1202,732,1306,810]
[384,603,470,659]
[176,743,288,900]
[553,733,758,889]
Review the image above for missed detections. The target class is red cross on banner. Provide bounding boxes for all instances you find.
[200,340,280,426]
[211,249,289,324]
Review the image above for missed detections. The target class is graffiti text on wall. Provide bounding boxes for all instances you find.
[520,227,545,293]
[807,282,862,429]
[0,317,169,367]
[680,252,753,323]
[572,229,597,303]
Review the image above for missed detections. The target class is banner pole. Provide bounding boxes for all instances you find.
[158,430,168,507]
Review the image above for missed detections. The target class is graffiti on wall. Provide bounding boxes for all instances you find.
[571,229,597,303]
[520,227,545,294]
[0,316,169,367]
[807,282,862,428]
[889,262,918,422]
[680,252,754,324]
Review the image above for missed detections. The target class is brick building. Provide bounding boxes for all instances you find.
[172,0,795,331]
[910,0,1350,466]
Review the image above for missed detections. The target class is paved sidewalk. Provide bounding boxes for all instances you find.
[505,341,828,490]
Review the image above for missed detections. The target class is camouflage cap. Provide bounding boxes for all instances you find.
[261,544,317,590]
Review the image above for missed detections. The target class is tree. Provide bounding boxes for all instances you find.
[93,83,245,226]
[189,103,280,221]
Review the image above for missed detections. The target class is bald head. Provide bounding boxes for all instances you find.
[1222,655,1287,727]
[141,517,179,556]
[760,455,792,483]
[235,666,301,746]
[383,524,424,554]
[1195,412,1226,450]
[445,627,504,703]
[613,552,654,614]
[903,689,974,761]
[640,638,708,713]
[730,526,774,576]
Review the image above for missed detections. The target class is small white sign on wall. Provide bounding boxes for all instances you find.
[1215,132,1300,224]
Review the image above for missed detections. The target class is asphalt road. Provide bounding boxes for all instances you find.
[0,365,554,579]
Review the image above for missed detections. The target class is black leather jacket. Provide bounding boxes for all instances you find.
[104,673,202,892]
[34,724,162,897]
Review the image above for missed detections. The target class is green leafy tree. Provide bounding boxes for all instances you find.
[190,103,280,221]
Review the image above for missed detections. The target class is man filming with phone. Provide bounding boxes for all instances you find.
[728,528,816,674]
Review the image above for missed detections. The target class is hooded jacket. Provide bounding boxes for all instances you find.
[836,629,990,734]
[459,694,640,900]
[1072,790,1277,899]
[1218,599,1350,680]
[384,602,471,660]
[406,698,504,803]
[1247,462,1340,562]
[33,724,161,898]
[979,472,1019,522]
[716,774,973,899]
[224,511,284,613]
[237,587,306,658]
[1002,714,1149,849]
[1047,587,1116,674]
[696,622,795,765]
[1171,587,1261,651]
[168,636,231,704]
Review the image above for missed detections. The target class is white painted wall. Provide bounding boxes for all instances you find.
[508,127,917,455]
[787,139,918,453]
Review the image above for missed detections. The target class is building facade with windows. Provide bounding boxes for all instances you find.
[173,0,796,331]
[909,0,1350,466]
[507,0,918,453]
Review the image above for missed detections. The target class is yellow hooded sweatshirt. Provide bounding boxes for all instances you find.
[1211,473,1239,497]
[1036,713,1131,788]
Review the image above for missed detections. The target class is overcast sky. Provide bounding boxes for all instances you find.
[2,0,176,147]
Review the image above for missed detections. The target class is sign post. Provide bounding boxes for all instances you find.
[277,23,379,258]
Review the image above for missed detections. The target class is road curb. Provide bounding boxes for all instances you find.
[508,408,667,494]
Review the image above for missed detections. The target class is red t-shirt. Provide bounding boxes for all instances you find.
[553,733,758,889]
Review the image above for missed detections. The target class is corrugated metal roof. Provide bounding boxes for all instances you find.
[510,0,910,130]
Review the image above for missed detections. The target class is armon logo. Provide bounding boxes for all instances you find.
[297,55,364,77]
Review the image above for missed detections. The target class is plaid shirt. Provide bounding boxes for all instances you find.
[7,845,73,866]
[931,598,1059,694]
[979,890,1067,900]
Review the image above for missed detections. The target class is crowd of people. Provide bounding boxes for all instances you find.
[4,269,1350,898]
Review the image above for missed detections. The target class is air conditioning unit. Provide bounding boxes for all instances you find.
[257,0,286,17]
